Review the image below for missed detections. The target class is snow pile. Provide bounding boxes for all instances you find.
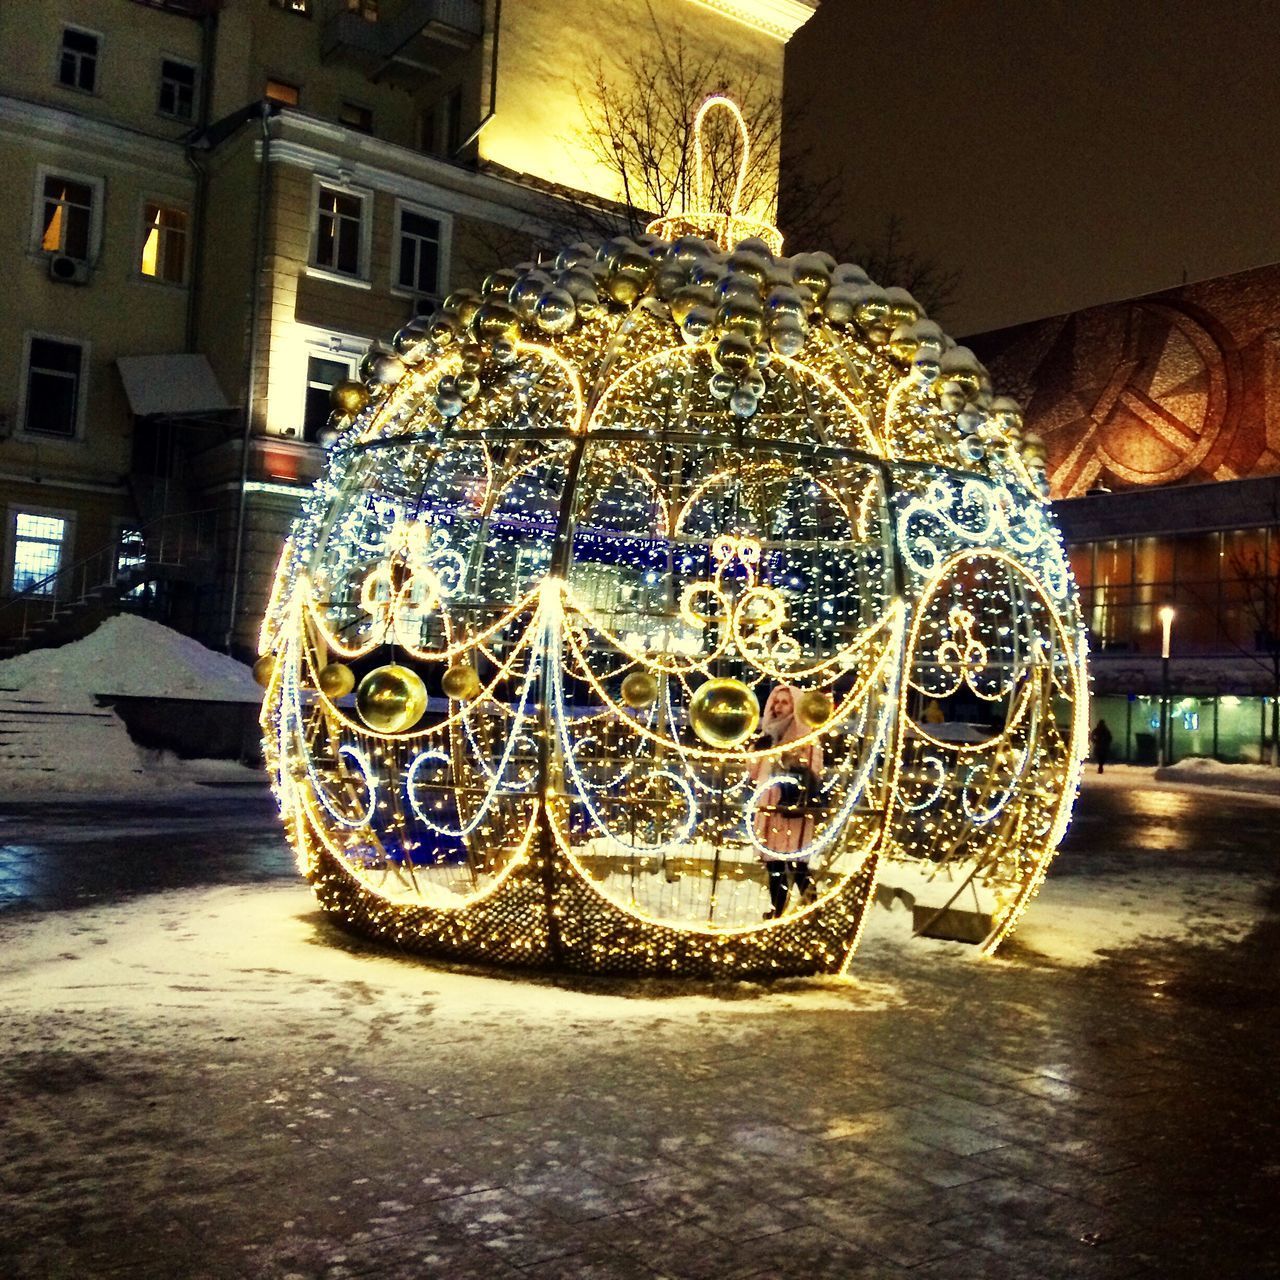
[1157,756,1280,794]
[0,617,263,794]
[0,615,261,704]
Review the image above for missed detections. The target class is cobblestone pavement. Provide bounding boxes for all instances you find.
[0,779,1277,1280]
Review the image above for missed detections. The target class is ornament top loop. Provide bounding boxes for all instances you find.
[646,94,784,254]
[693,95,751,219]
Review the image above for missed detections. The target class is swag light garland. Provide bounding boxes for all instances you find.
[257,98,1087,979]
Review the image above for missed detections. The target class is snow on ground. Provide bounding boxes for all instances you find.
[858,858,1265,970]
[0,882,906,1029]
[0,614,261,704]
[0,616,263,794]
[1156,756,1280,794]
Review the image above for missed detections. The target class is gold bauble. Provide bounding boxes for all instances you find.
[473,300,520,343]
[621,670,659,709]
[330,380,370,415]
[606,273,642,306]
[355,664,428,733]
[713,333,755,375]
[443,289,481,326]
[317,662,355,698]
[795,689,834,730]
[716,297,766,344]
[689,678,759,749]
[441,662,481,700]
[252,654,275,687]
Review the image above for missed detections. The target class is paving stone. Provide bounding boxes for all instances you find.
[1,783,1278,1279]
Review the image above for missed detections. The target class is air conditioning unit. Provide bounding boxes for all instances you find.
[48,254,91,285]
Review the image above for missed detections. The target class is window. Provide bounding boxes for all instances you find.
[443,87,462,155]
[58,28,98,92]
[158,59,197,120]
[421,88,462,157]
[346,0,379,18]
[313,186,364,277]
[11,513,69,596]
[140,203,188,284]
[39,176,94,260]
[339,102,373,133]
[396,206,444,300]
[114,525,149,599]
[265,78,300,106]
[23,338,84,439]
[304,355,354,442]
[270,0,311,13]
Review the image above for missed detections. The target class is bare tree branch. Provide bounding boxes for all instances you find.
[565,24,961,316]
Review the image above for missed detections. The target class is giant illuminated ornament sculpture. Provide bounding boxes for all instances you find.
[258,99,1087,979]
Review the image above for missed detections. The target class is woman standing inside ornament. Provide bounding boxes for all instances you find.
[751,685,823,918]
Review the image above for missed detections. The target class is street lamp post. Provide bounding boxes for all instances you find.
[1159,605,1175,767]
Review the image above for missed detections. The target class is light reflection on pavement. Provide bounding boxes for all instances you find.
[0,775,1275,913]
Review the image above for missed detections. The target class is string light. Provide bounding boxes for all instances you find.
[256,99,1087,978]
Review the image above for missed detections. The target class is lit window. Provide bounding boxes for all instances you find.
[115,526,149,598]
[40,176,94,260]
[140,203,188,284]
[339,102,373,133]
[313,186,364,277]
[24,338,84,439]
[346,0,379,19]
[158,59,197,120]
[265,78,300,106]
[12,513,68,596]
[304,355,354,441]
[58,29,98,93]
[397,208,443,299]
[270,0,311,14]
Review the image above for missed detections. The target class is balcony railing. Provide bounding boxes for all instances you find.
[321,0,482,82]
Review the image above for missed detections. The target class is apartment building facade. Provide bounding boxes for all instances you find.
[0,0,816,656]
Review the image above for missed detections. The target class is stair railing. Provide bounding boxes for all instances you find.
[0,507,227,643]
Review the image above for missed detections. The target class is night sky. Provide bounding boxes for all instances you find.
[782,0,1280,336]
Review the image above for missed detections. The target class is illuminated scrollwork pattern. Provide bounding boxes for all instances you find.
[258,110,1086,977]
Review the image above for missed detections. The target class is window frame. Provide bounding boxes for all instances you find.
[157,55,199,121]
[17,332,89,444]
[32,166,104,264]
[5,505,76,599]
[136,196,191,287]
[302,348,359,444]
[307,177,373,287]
[56,25,101,95]
[390,198,451,307]
[339,101,374,134]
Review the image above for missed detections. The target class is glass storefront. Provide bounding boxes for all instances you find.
[1072,528,1278,658]
[1088,694,1277,764]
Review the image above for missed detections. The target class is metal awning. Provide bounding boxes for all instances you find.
[116,354,232,418]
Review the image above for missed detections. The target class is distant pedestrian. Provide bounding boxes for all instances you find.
[1090,718,1113,774]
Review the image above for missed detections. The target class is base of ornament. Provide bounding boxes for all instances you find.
[306,842,879,982]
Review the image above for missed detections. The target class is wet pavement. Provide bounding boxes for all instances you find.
[1,775,1272,915]
[0,790,291,913]
[0,776,1277,1279]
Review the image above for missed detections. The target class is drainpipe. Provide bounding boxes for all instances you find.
[183,3,219,351]
[224,102,275,654]
[453,0,501,157]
